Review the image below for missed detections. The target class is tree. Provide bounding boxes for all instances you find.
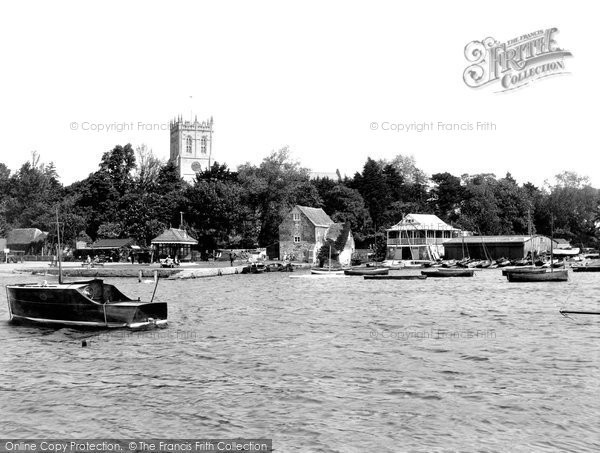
[196,162,238,182]
[3,155,63,230]
[540,172,600,245]
[0,163,12,195]
[372,234,387,261]
[350,158,389,231]
[430,172,464,222]
[316,238,339,267]
[237,147,315,246]
[312,178,372,237]
[99,143,136,184]
[387,154,428,185]
[186,164,250,250]
[69,144,140,239]
[134,144,164,189]
[349,155,429,233]
[494,173,530,235]
[385,154,428,210]
[457,173,502,234]
[97,222,123,238]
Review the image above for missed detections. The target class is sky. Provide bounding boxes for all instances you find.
[0,1,597,187]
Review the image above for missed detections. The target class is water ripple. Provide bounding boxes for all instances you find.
[1,270,599,451]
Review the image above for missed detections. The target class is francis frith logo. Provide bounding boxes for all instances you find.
[463,28,572,92]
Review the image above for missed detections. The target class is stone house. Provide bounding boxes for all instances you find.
[278,205,355,265]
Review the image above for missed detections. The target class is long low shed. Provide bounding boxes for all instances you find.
[443,235,553,260]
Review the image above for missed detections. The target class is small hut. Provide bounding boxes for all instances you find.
[6,228,48,256]
[88,238,139,262]
[151,228,198,262]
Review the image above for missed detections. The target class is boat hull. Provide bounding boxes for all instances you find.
[344,268,389,276]
[364,275,427,280]
[572,266,600,272]
[310,269,345,275]
[501,267,546,277]
[421,269,474,277]
[507,270,568,282]
[6,280,167,329]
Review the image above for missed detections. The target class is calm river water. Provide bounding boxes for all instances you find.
[0,269,599,452]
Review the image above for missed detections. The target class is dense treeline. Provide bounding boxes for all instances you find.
[0,145,598,251]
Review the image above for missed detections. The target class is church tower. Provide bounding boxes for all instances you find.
[169,115,214,182]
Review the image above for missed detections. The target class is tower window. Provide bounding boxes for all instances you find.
[201,136,207,154]
[294,236,301,243]
[186,136,192,153]
[292,213,300,221]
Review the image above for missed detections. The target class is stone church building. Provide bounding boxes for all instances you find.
[169,115,214,182]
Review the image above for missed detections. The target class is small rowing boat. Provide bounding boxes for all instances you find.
[421,269,474,277]
[344,268,389,276]
[310,268,345,275]
[364,275,427,280]
[507,269,568,282]
[572,265,600,273]
[501,267,546,277]
[560,310,600,316]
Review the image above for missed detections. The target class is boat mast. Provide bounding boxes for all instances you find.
[477,228,491,262]
[550,214,554,273]
[56,208,63,284]
[527,206,534,264]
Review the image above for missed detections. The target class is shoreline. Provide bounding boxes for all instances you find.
[1,261,311,279]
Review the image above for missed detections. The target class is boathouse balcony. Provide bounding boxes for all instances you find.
[386,230,460,246]
[387,237,433,246]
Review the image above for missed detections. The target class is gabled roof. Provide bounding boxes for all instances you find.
[295,205,334,227]
[151,228,198,245]
[388,214,459,231]
[7,228,48,246]
[92,238,137,249]
[445,235,547,245]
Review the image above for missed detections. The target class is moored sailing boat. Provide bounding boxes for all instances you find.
[311,244,345,275]
[506,215,568,282]
[6,209,168,329]
[7,279,168,328]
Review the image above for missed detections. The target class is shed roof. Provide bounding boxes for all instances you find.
[151,228,198,245]
[92,238,137,249]
[296,205,334,227]
[7,228,48,246]
[388,214,459,231]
